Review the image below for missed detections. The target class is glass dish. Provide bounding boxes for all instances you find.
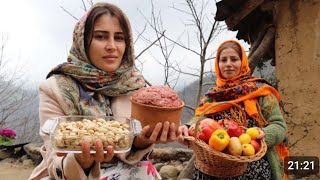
[41,116,141,154]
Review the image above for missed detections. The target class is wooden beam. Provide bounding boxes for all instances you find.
[249,26,275,73]
[249,24,270,59]
[226,0,265,30]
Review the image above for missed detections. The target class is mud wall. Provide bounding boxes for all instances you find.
[274,0,320,157]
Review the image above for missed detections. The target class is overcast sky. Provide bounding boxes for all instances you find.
[0,0,240,90]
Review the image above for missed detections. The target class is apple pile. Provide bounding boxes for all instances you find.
[189,118,261,156]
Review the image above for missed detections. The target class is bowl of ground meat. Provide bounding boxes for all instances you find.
[130,85,184,136]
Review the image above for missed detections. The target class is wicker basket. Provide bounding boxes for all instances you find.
[184,101,267,177]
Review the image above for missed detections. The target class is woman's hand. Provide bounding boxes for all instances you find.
[75,139,114,169]
[57,139,114,170]
[256,127,266,140]
[133,121,181,149]
[177,125,190,146]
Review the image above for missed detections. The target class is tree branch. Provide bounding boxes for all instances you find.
[248,24,270,58]
[249,26,275,73]
[60,6,78,20]
[184,104,196,111]
[134,24,147,45]
[135,33,164,60]
[137,8,200,56]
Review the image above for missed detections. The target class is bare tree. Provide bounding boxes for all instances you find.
[136,1,230,178]
[139,0,227,111]
[0,35,39,143]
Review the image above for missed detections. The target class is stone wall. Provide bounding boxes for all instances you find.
[274,0,320,157]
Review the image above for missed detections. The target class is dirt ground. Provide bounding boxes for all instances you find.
[1,159,319,180]
[0,160,35,180]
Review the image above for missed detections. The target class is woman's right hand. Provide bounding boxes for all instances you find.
[74,139,114,170]
[177,125,190,146]
[133,121,180,148]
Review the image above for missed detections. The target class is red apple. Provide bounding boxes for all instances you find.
[200,118,216,127]
[250,140,260,153]
[200,118,222,131]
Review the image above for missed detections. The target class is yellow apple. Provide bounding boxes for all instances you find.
[242,144,255,156]
[239,133,251,144]
[246,127,259,140]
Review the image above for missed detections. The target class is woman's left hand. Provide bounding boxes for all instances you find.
[133,121,181,149]
[256,127,266,140]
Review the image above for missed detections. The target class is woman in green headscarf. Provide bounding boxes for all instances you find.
[29,2,178,180]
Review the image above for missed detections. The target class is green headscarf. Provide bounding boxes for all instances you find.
[48,2,145,97]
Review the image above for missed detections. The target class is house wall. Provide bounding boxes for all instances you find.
[275,0,320,157]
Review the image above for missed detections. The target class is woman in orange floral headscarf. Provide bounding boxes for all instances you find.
[179,40,288,180]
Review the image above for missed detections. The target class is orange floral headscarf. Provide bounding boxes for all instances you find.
[195,40,280,127]
[196,40,289,179]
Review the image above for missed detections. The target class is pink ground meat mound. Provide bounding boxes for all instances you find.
[131,86,183,107]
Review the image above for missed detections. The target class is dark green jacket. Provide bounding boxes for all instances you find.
[259,94,287,180]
